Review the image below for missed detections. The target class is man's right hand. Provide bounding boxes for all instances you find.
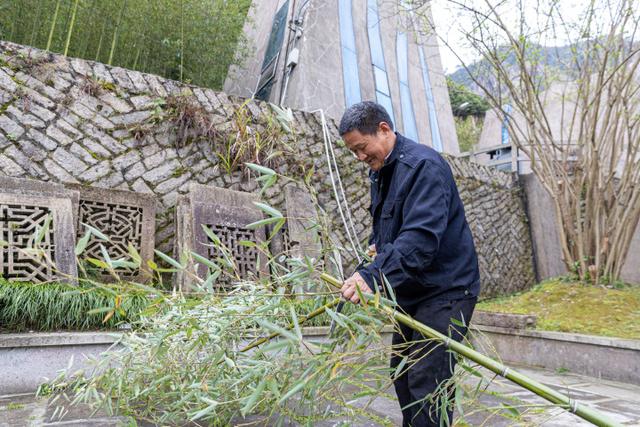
[367,244,376,258]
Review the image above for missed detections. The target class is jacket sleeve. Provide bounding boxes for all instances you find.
[358,160,451,292]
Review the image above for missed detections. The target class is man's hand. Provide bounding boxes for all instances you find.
[366,244,376,258]
[341,272,372,304]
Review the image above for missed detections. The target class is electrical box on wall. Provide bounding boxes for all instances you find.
[286,48,299,68]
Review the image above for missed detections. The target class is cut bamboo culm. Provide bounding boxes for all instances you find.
[318,273,620,427]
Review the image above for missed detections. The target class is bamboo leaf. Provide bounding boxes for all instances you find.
[253,202,283,218]
[191,252,220,270]
[245,162,275,176]
[277,378,307,404]
[240,376,267,416]
[256,319,299,342]
[127,243,142,265]
[245,216,283,229]
[86,258,109,269]
[75,230,92,256]
[35,214,52,245]
[154,250,184,270]
[325,308,347,329]
[201,225,221,245]
[81,223,110,241]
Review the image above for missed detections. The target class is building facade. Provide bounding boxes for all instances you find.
[224,0,460,154]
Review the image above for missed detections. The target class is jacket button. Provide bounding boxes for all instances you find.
[464,290,470,295]
[400,154,404,158]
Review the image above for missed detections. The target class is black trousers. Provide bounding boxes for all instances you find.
[390,295,477,427]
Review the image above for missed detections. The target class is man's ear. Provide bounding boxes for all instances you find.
[378,121,392,134]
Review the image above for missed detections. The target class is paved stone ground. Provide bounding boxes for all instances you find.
[1,365,639,426]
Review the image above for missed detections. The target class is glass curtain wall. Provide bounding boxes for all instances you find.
[338,0,362,107]
[367,0,396,126]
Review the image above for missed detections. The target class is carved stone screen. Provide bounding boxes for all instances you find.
[198,224,259,282]
[175,184,267,292]
[1,204,55,281]
[0,177,78,282]
[68,185,156,283]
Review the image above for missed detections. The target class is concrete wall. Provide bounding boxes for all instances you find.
[471,325,640,384]
[522,173,640,284]
[223,0,460,154]
[0,40,535,297]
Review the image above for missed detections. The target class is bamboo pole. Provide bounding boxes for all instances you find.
[319,273,620,427]
[108,0,128,65]
[63,0,80,57]
[239,297,342,353]
[46,0,62,51]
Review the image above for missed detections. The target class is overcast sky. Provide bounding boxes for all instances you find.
[430,0,476,74]
[428,0,613,75]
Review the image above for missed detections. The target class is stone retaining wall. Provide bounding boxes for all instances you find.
[0,41,534,297]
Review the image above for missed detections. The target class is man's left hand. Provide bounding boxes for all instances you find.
[341,272,372,304]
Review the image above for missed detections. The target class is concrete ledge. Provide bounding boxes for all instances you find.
[2,325,638,394]
[0,332,122,394]
[0,332,121,348]
[470,325,640,384]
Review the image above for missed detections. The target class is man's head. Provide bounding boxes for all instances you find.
[339,101,396,171]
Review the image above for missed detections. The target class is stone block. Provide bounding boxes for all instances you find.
[472,311,537,329]
[0,155,25,177]
[52,147,88,174]
[0,176,78,282]
[110,66,136,92]
[112,150,140,171]
[109,110,153,127]
[174,184,267,292]
[0,115,25,139]
[66,184,156,283]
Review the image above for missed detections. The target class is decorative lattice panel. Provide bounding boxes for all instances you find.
[0,203,56,281]
[176,184,267,292]
[203,224,259,289]
[78,200,144,276]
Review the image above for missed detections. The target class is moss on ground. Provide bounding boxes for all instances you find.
[477,278,640,339]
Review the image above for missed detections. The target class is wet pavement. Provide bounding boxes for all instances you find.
[1,364,639,426]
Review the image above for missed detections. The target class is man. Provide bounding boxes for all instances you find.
[338,101,480,427]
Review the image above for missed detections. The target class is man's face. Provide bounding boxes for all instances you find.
[342,125,393,171]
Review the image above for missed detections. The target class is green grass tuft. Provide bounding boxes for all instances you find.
[0,278,152,332]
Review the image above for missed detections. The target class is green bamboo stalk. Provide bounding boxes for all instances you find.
[179,0,184,81]
[63,0,80,56]
[239,297,342,353]
[29,1,44,46]
[319,273,620,427]
[95,20,107,61]
[46,0,62,51]
[108,0,128,65]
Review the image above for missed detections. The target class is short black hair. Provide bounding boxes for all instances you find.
[338,101,394,136]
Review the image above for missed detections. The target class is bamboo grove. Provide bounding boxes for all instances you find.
[0,0,252,89]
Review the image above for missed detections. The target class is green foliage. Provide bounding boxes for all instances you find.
[0,278,152,331]
[0,0,252,90]
[41,280,396,425]
[454,116,483,153]
[447,77,490,118]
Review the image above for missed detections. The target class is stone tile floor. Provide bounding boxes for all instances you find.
[1,365,639,426]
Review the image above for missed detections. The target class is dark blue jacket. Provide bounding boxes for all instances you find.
[358,133,480,308]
